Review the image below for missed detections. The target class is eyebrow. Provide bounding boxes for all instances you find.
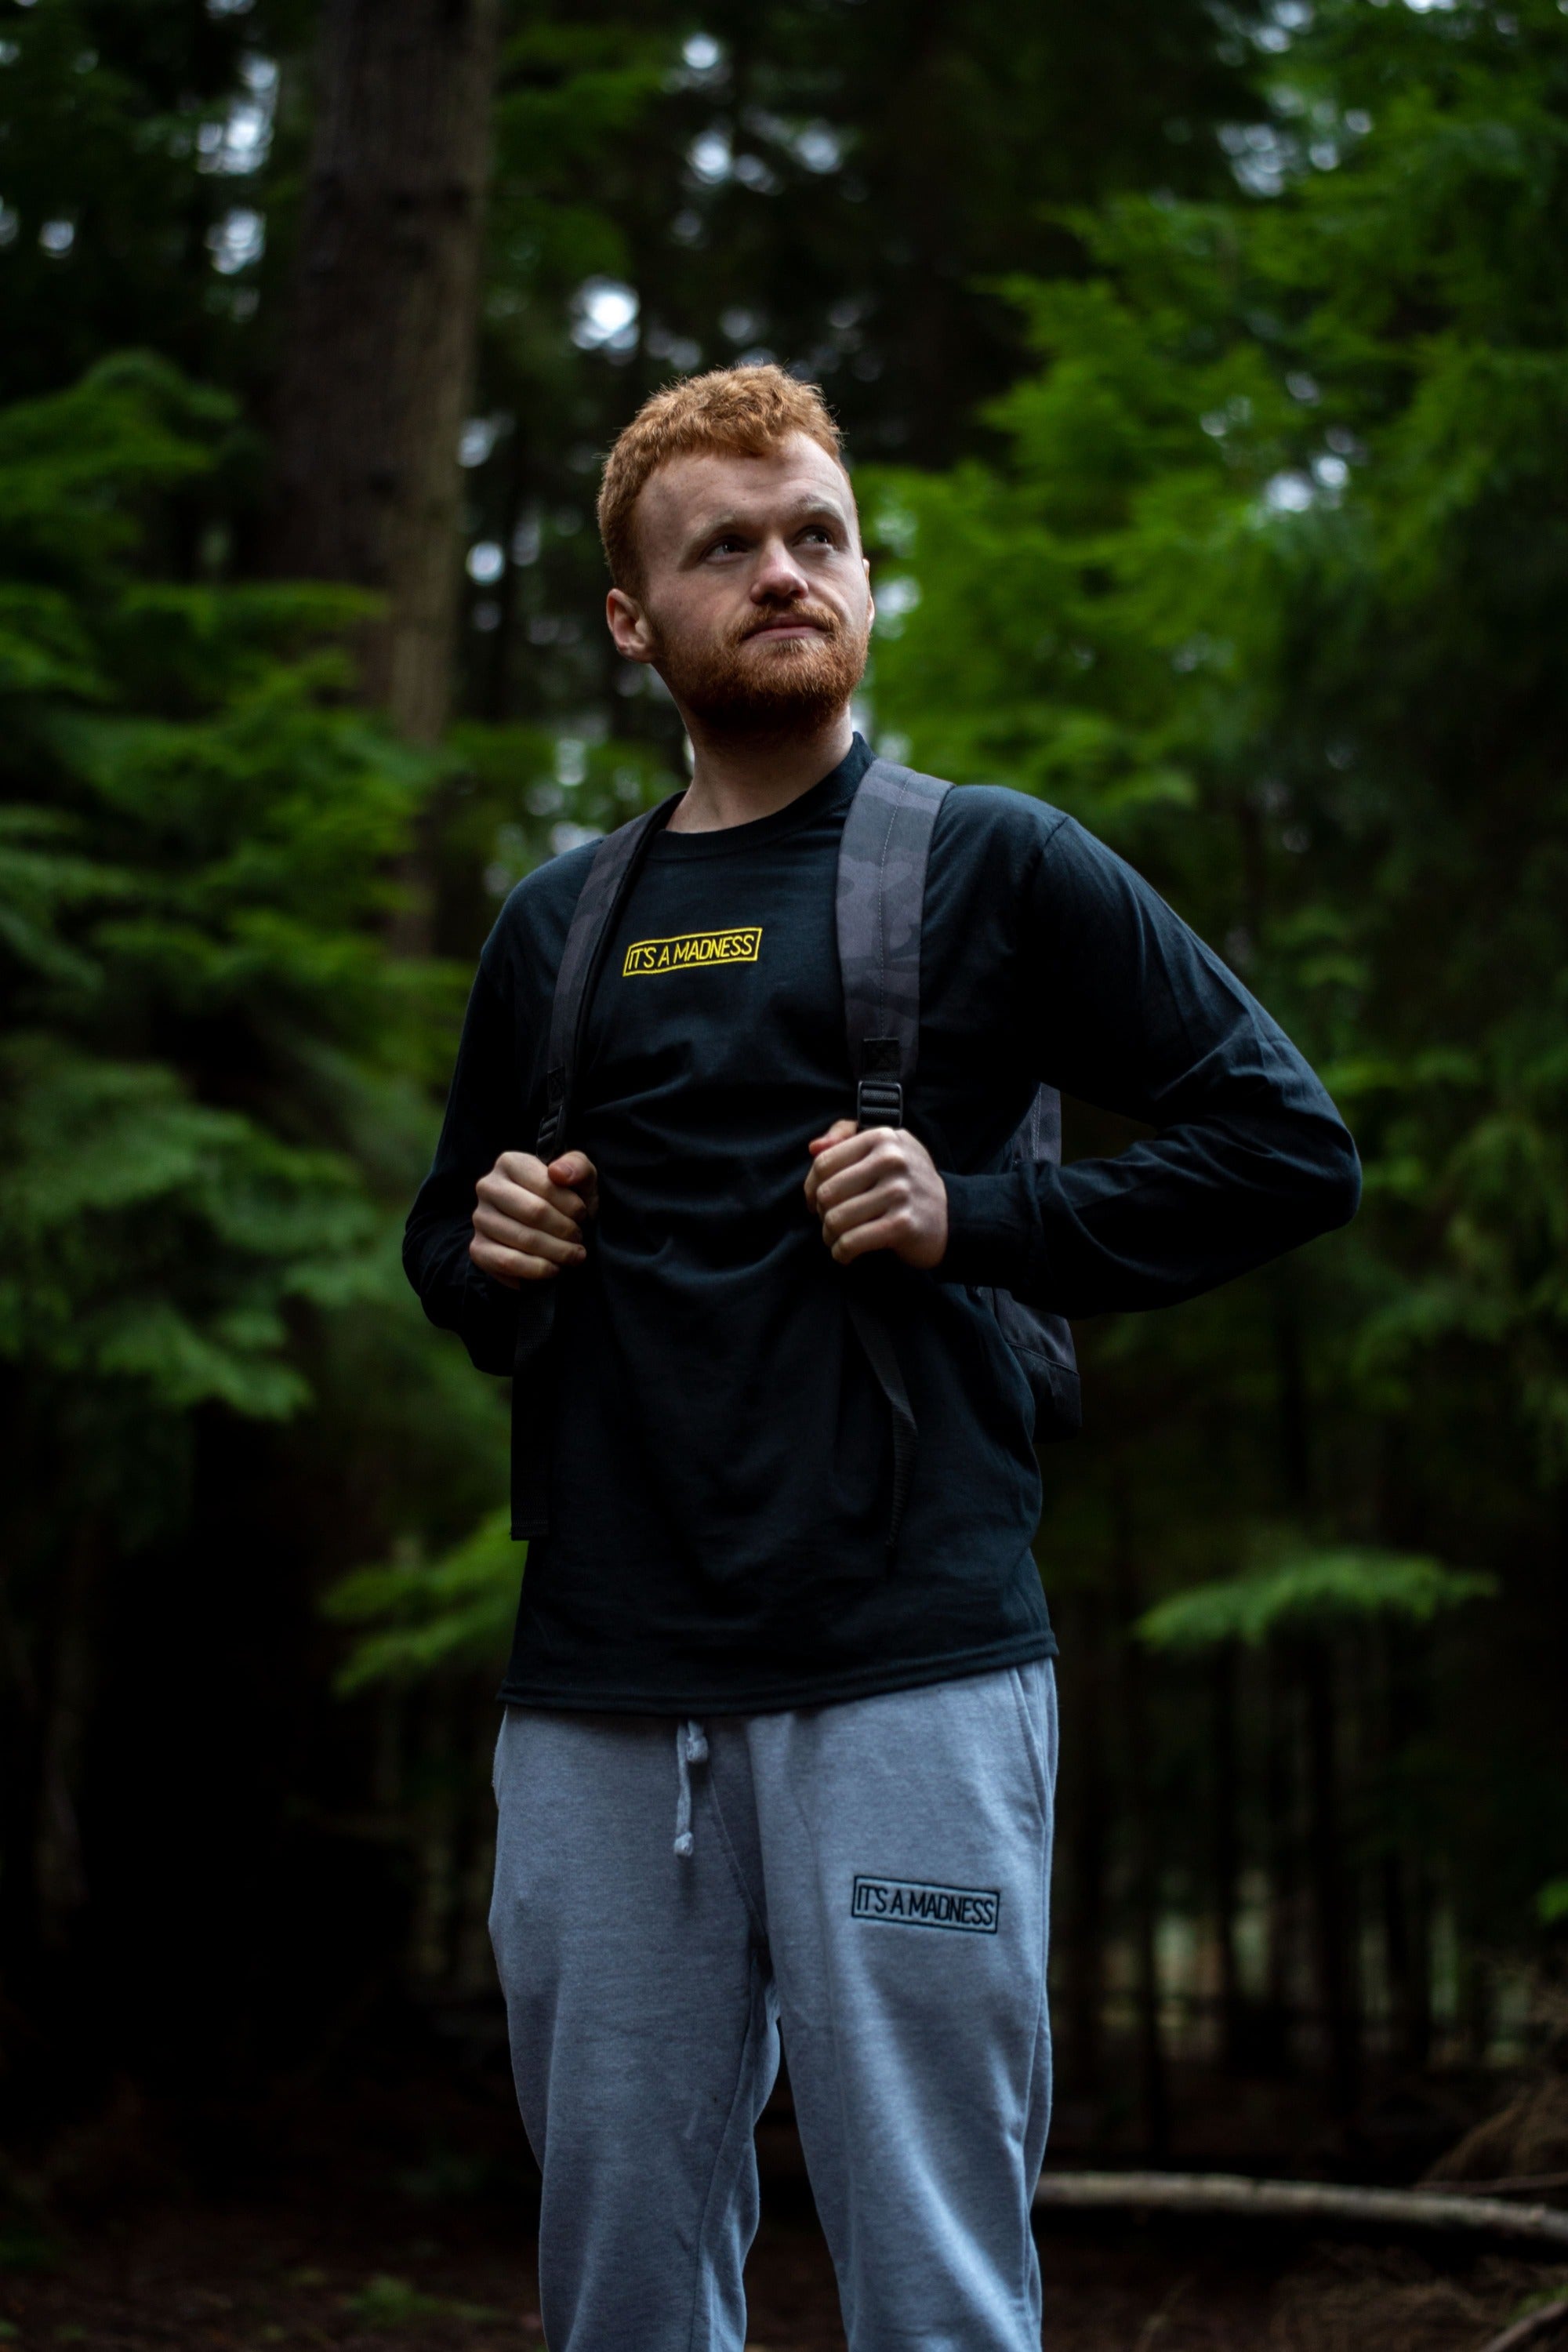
[684,494,852,547]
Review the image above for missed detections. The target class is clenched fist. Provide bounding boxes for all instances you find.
[470,1149,599,1287]
[804,1120,949,1269]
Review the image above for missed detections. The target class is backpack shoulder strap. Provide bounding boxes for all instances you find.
[833,757,949,1561]
[835,757,950,1130]
[535,792,682,1159]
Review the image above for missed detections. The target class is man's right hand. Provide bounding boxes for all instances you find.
[470,1149,598,1287]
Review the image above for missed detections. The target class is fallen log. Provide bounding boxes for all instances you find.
[1457,2175,1568,2201]
[1032,2170,1568,2252]
[1478,2298,1568,2352]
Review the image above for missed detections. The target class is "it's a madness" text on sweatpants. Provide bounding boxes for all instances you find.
[488,1659,1058,2352]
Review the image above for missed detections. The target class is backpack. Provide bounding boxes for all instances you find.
[517,755,1080,1548]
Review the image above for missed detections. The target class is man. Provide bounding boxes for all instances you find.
[405,365,1359,2351]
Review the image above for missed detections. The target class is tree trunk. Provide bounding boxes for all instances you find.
[1113,1499,1171,2159]
[452,1688,501,1996]
[408,1686,458,1987]
[1260,1635,1297,2074]
[267,0,503,748]
[1127,1653,1169,2159]
[1270,1261,1313,1515]
[1378,1623,1433,2070]
[34,1518,100,1951]
[1303,1635,1359,2120]
[1032,2172,1568,2254]
[1211,1640,1245,2071]
[1060,1585,1109,2107]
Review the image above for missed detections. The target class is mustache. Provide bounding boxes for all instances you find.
[736,601,841,642]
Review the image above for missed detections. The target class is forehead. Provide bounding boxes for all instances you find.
[637,432,858,557]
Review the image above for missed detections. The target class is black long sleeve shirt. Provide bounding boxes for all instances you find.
[405,738,1360,1714]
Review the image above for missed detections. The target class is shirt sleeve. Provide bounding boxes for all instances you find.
[937,814,1362,1316]
[402,954,527,1375]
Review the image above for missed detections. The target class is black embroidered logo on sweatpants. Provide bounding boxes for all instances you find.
[851,1876,1001,1934]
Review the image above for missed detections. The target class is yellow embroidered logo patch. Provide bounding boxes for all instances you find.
[622,927,762,977]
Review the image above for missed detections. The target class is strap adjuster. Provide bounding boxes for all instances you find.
[856,1075,904,1130]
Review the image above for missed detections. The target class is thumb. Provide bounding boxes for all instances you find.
[547,1149,595,1192]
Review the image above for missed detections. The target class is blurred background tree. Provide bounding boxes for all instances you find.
[0,0,1563,2189]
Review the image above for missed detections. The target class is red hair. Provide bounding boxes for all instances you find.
[597,364,846,591]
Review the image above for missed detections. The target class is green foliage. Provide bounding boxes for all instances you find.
[2,0,1563,2090]
[1539,1880,1568,1928]
[325,1509,521,1692]
[868,0,1568,1944]
[1138,1547,1496,1651]
[445,0,1259,834]
[869,0,1568,1459]
[0,356,440,1492]
[0,0,299,407]
[343,2275,502,2328]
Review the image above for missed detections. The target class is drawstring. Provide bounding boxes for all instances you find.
[673,1720,708,1857]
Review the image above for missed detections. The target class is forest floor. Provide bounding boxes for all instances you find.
[4,2056,1566,2352]
[4,2188,1568,2352]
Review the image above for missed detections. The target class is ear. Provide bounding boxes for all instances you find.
[606,586,655,662]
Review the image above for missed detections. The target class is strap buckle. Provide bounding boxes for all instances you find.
[855,1075,904,1130]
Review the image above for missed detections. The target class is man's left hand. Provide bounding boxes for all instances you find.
[805,1119,949,1269]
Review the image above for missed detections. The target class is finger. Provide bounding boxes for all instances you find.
[822,1187,895,1244]
[830,1214,902,1265]
[478,1166,585,1225]
[473,1207,586,1266]
[550,1152,600,1218]
[547,1150,597,1192]
[470,1236,566,1283]
[814,1150,893,1214]
[488,1152,587,1223]
[476,1184,583,1245]
[807,1118,858,1156]
[815,1130,887,1177]
[804,1128,878,1204]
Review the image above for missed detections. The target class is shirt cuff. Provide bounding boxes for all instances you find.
[937,1169,1038,1292]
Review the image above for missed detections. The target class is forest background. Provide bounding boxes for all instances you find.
[1,0,1565,2203]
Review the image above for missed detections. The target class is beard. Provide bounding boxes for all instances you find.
[649,598,869,740]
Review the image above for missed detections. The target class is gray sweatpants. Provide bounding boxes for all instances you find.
[488,1660,1058,2352]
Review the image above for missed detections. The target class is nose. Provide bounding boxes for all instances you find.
[750,533,810,603]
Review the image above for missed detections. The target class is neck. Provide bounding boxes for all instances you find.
[666,706,855,833]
